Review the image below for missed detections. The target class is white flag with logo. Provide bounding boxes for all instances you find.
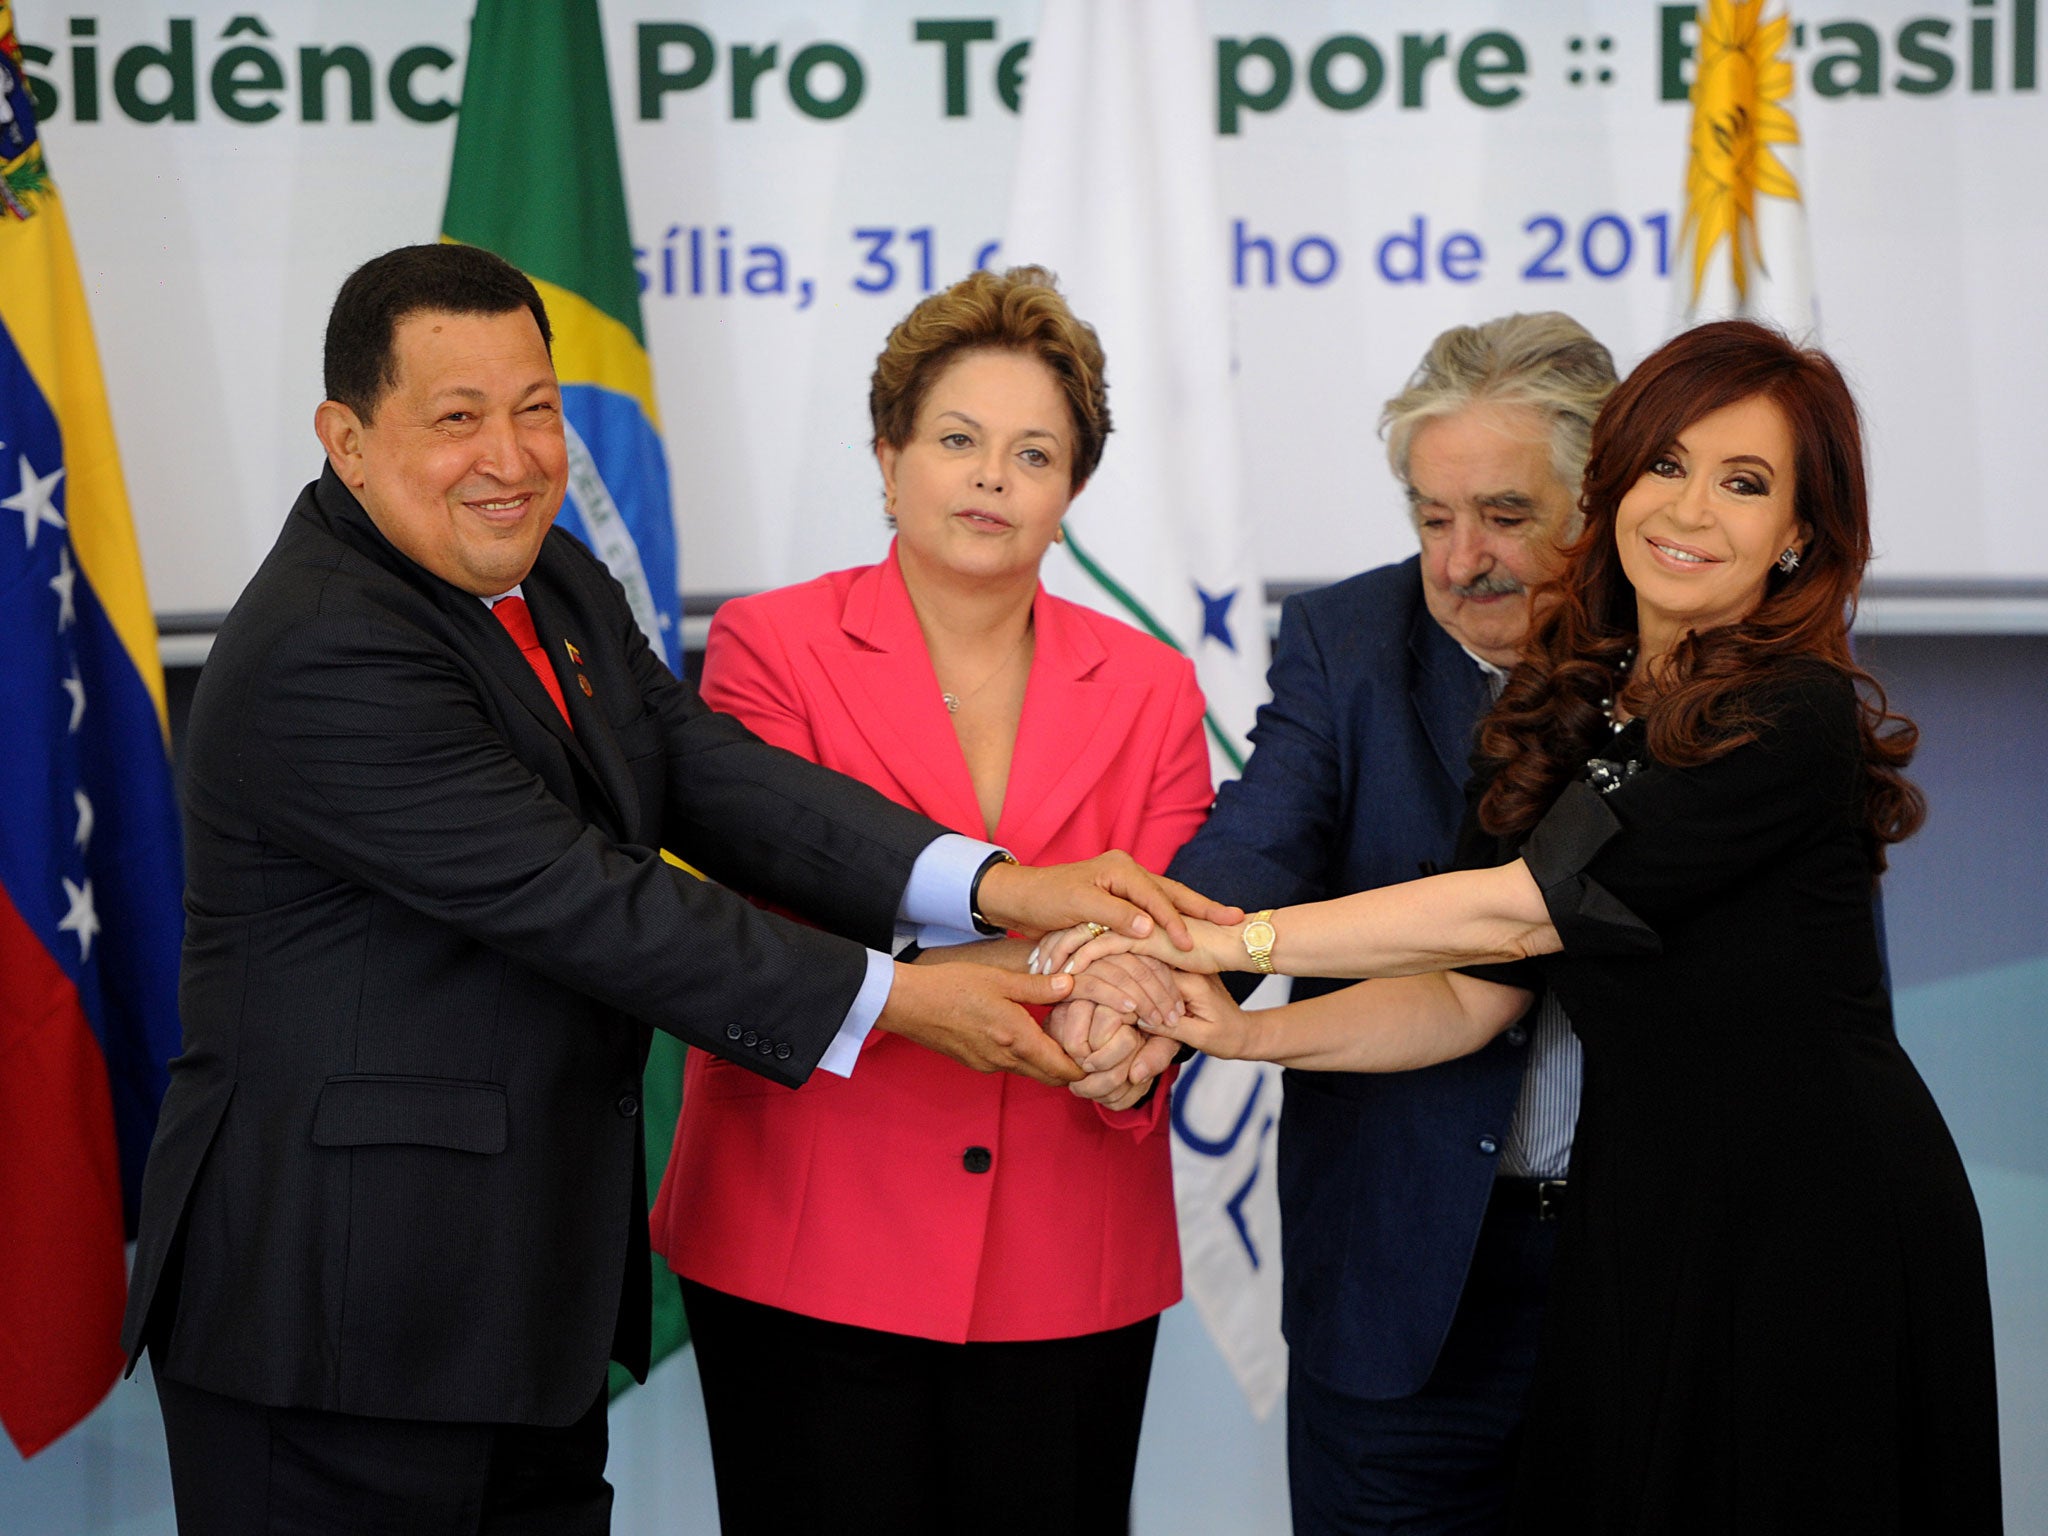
[1674,0,1817,336]
[1004,0,1285,1417]
[1159,997,1288,1418]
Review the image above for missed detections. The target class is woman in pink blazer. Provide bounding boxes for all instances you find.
[650,267,1213,1535]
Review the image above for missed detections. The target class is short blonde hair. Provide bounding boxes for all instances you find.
[870,265,1111,490]
[1381,313,1618,494]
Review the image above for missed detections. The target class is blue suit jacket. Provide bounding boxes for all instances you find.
[1167,556,1532,1400]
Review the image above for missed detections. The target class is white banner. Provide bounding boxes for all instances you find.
[1004,0,1269,776]
[1168,1022,1287,1419]
[23,1,2047,617]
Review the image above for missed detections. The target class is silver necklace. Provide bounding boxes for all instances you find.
[1599,648,1636,734]
[1587,647,1643,795]
[941,629,1029,714]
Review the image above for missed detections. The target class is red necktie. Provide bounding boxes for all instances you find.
[491,595,573,729]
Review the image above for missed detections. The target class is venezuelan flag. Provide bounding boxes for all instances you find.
[440,0,689,1393]
[442,0,682,672]
[0,4,182,1457]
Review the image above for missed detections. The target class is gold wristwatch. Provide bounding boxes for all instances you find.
[1241,910,1277,974]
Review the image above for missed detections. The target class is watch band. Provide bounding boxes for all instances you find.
[969,849,1018,936]
[1241,910,1277,974]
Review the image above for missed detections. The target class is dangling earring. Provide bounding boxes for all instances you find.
[1776,546,1801,574]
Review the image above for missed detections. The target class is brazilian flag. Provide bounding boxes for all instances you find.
[443,0,681,674]
[441,0,689,1395]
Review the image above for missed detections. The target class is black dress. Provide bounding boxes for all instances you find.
[1463,662,2002,1534]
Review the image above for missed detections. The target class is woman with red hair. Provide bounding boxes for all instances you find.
[1040,321,2002,1531]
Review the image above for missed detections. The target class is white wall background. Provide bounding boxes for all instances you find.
[26,0,2048,617]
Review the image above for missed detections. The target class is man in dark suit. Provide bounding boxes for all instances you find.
[120,244,1221,1535]
[1164,315,1618,1533]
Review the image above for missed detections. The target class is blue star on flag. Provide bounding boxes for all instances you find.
[1196,583,1240,653]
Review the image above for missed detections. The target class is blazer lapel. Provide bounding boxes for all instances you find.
[996,589,1144,861]
[1409,605,1494,791]
[809,558,987,836]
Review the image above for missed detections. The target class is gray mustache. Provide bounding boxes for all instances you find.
[1451,571,1525,599]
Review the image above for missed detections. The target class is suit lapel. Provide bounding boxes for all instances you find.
[1409,604,1494,791]
[522,580,639,839]
[996,589,1143,861]
[809,558,987,836]
[467,595,584,755]
[307,468,635,834]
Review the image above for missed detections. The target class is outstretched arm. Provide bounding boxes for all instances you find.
[1150,969,1533,1074]
[1036,858,1560,980]
[974,855,1241,954]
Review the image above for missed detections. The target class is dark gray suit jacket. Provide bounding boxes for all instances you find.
[121,466,943,1425]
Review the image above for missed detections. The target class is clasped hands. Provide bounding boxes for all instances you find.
[873,851,1244,1094]
[1033,914,1251,1111]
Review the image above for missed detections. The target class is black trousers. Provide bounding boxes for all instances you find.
[153,1367,612,1536]
[680,1278,1160,1536]
[1287,1182,1562,1536]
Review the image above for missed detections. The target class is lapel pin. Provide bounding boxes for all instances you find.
[577,674,593,697]
[564,640,584,666]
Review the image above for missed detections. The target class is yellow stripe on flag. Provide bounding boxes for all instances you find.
[439,237,660,430]
[0,190,169,737]
[529,275,662,431]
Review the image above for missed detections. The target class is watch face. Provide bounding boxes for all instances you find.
[1243,921,1276,951]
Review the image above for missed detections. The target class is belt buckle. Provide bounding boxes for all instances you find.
[1534,1179,1567,1222]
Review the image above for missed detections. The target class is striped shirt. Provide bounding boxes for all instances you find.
[1500,988,1580,1179]
[1469,649,1582,1180]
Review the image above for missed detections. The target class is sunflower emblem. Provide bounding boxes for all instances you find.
[1682,0,1802,307]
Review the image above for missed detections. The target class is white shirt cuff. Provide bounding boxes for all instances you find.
[818,834,1007,1078]
[818,948,895,1078]
[898,831,1005,943]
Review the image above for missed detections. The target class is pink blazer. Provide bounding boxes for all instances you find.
[649,550,1213,1341]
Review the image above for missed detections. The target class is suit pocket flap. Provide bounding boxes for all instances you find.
[312,1075,508,1154]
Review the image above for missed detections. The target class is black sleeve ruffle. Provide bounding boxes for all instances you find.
[1522,778,1663,957]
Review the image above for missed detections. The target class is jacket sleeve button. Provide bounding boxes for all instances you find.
[618,1095,640,1119]
[962,1146,993,1175]
[741,1030,759,1048]
[725,1023,743,1041]
[775,1043,792,1060]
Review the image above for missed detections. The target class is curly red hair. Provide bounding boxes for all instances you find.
[1475,320,1923,868]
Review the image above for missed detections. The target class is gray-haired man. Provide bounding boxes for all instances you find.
[1167,315,1619,1534]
